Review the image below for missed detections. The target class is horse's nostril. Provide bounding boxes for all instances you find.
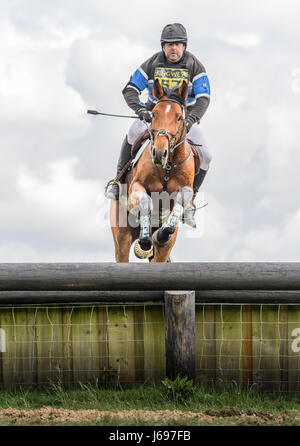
[152,148,156,157]
[163,150,168,158]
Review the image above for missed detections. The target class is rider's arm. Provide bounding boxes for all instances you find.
[186,96,210,125]
[122,67,148,112]
[122,54,158,112]
[186,62,211,126]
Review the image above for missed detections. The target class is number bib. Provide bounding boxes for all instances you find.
[154,67,190,89]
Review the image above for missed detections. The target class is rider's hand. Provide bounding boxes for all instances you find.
[137,107,152,123]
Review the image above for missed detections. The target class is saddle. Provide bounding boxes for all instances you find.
[187,138,202,175]
[115,133,201,182]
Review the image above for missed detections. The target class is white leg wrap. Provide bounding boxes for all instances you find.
[163,203,183,229]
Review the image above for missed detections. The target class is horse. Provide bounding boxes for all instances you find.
[110,79,199,263]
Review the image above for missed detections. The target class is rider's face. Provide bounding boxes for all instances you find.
[163,42,185,63]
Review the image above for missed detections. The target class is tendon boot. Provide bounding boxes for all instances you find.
[184,169,207,228]
[104,136,132,200]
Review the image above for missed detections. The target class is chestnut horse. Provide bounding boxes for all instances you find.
[110,79,197,262]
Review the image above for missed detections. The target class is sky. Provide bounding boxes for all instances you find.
[0,0,299,262]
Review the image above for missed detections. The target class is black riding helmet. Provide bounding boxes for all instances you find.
[160,23,188,47]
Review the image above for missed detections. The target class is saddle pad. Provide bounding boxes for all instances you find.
[131,139,150,167]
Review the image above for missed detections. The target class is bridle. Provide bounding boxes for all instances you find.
[149,98,186,155]
[144,97,193,192]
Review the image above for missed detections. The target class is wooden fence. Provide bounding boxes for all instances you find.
[0,263,300,391]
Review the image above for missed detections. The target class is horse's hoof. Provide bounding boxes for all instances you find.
[162,226,176,237]
[139,237,153,252]
[152,227,175,247]
[157,226,175,243]
[134,239,153,259]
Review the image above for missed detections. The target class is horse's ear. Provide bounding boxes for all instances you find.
[153,79,165,100]
[178,81,189,101]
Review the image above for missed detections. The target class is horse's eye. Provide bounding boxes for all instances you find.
[178,116,182,121]
[152,113,155,118]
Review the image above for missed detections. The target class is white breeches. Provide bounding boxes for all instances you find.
[127,119,212,171]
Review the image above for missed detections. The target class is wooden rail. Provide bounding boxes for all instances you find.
[1,262,300,291]
[1,290,300,304]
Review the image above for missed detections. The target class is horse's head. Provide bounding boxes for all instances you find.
[150,79,188,168]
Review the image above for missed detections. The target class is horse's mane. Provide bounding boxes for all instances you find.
[162,84,186,108]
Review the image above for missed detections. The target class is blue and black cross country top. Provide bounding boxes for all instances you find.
[122,50,211,125]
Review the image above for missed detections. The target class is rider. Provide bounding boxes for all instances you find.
[105,23,212,227]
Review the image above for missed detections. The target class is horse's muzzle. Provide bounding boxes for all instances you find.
[151,148,168,168]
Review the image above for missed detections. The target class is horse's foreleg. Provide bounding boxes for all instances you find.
[152,202,182,245]
[129,182,153,257]
[138,193,153,251]
[151,227,179,262]
[153,186,193,247]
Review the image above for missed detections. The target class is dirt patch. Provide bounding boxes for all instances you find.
[204,408,274,420]
[0,407,299,425]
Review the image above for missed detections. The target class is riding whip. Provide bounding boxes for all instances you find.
[87,109,139,119]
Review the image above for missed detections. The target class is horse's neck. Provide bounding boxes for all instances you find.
[172,140,190,165]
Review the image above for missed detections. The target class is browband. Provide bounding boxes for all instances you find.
[155,98,186,119]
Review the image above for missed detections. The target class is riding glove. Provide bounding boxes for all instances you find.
[137,107,152,123]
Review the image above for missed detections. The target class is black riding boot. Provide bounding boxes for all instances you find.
[193,168,207,195]
[105,136,132,200]
[184,169,207,228]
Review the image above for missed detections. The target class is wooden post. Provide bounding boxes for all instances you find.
[164,291,195,381]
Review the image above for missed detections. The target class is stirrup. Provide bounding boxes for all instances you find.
[104,179,120,200]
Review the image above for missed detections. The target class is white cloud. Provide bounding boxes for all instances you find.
[218,31,262,48]
[16,157,109,242]
[230,209,300,261]
[265,104,300,168]
[0,157,113,261]
[0,0,300,262]
[0,18,89,141]
[66,34,153,111]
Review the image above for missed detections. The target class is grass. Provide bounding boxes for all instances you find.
[0,380,300,413]
[0,378,300,425]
